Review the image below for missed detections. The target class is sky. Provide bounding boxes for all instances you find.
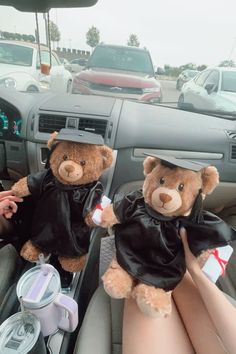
[0,0,236,67]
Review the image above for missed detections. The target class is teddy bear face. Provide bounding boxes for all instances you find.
[143,165,202,216]
[142,157,219,217]
[49,141,113,185]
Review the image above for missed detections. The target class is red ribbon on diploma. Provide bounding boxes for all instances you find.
[211,249,228,276]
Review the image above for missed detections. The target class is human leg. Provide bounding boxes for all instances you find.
[122,296,194,354]
[173,272,227,354]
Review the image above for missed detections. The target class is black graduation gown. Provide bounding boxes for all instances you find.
[113,190,236,291]
[27,169,104,257]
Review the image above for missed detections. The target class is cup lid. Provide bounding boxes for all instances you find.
[16,264,61,309]
[0,312,41,353]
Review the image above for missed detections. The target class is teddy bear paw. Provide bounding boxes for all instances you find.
[133,284,172,318]
[20,240,45,262]
[59,254,87,272]
[102,259,134,298]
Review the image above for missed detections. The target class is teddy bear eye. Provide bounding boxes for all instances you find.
[178,183,184,191]
[63,155,68,161]
[160,177,165,185]
[80,160,86,166]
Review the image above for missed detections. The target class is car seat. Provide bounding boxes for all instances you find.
[72,182,236,354]
[0,244,23,305]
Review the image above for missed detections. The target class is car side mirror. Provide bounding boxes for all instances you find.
[205,83,216,94]
[41,63,51,75]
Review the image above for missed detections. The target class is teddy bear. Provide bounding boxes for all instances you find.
[100,154,236,317]
[11,128,113,272]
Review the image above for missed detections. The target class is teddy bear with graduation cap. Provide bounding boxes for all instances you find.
[101,154,236,317]
[11,129,113,272]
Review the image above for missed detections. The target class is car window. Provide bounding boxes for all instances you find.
[0,42,33,66]
[37,51,59,67]
[1,1,236,116]
[188,70,199,78]
[204,70,219,88]
[195,70,211,86]
[221,71,236,93]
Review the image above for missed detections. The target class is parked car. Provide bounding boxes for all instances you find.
[72,44,162,103]
[0,40,72,92]
[65,58,88,73]
[178,67,236,112]
[59,57,70,65]
[176,69,199,90]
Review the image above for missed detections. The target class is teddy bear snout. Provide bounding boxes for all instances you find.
[159,193,172,204]
[64,164,75,174]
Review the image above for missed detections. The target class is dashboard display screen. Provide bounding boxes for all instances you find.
[0,100,22,141]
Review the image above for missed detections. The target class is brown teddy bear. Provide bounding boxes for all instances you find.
[11,128,113,272]
[100,154,236,317]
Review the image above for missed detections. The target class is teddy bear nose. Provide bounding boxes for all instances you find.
[64,165,75,174]
[159,193,172,203]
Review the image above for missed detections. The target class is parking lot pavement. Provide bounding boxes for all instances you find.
[159,79,179,106]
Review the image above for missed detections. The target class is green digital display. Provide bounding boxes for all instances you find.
[0,107,22,140]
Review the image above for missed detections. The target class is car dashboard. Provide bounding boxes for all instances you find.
[1,88,236,209]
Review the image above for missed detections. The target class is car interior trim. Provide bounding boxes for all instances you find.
[133,148,223,160]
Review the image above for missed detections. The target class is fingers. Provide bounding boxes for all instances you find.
[5,212,14,219]
[0,199,18,217]
[0,195,23,203]
[0,190,15,198]
[8,200,18,213]
[179,227,189,251]
[0,190,23,203]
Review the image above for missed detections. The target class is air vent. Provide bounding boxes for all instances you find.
[38,115,108,138]
[226,130,236,140]
[78,118,107,138]
[231,145,236,159]
[39,115,66,133]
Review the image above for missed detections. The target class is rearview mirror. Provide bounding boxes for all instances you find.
[41,63,50,75]
[205,83,216,94]
[0,0,98,12]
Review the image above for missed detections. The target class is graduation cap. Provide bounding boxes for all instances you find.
[45,129,104,169]
[143,153,209,172]
[55,129,104,145]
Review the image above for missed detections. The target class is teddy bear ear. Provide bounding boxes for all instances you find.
[201,166,219,195]
[47,131,59,150]
[100,145,113,169]
[143,156,161,176]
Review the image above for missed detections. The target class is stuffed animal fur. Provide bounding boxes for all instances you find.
[100,154,236,317]
[11,129,113,272]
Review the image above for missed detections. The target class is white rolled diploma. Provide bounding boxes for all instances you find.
[201,245,233,283]
[92,196,111,225]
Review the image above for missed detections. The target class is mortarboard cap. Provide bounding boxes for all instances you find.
[143,153,209,172]
[55,128,104,145]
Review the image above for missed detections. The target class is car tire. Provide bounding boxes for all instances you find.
[178,94,185,109]
[26,85,39,92]
[67,80,72,93]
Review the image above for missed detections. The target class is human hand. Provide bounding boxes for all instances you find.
[0,190,23,218]
[179,227,201,276]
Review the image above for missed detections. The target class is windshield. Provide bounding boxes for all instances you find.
[221,71,236,93]
[0,0,236,117]
[87,46,154,75]
[0,43,33,66]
